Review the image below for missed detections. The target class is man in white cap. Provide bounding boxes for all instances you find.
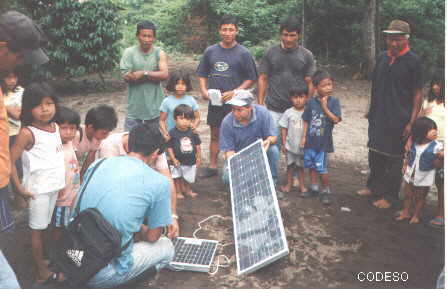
[219,89,279,184]
[358,19,424,209]
[0,10,49,289]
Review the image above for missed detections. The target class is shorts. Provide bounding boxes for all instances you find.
[206,103,232,127]
[28,190,58,230]
[51,206,72,228]
[286,151,304,168]
[170,165,197,184]
[124,117,160,132]
[304,148,328,174]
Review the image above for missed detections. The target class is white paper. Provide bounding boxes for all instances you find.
[208,89,222,106]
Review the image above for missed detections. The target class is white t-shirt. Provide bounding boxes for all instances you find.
[21,123,65,194]
[278,107,305,154]
[404,141,443,186]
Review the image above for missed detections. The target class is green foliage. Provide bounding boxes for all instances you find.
[21,0,123,79]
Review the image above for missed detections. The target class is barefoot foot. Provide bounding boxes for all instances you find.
[280,185,291,193]
[409,216,420,224]
[396,213,410,221]
[185,191,198,198]
[357,188,372,196]
[176,193,185,199]
[373,199,391,209]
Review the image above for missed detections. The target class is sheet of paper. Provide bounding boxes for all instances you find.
[208,89,222,106]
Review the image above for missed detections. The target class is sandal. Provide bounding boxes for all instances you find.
[34,272,65,288]
[429,217,444,229]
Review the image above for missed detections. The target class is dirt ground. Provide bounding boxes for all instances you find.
[0,67,444,289]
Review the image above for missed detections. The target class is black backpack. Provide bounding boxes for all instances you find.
[51,159,131,287]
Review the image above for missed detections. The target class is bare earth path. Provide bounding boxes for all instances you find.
[1,71,443,289]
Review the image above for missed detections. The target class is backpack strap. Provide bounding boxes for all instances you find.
[74,158,107,215]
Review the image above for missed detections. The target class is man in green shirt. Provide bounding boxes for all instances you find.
[120,21,169,131]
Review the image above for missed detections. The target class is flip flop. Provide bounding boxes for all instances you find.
[429,217,444,229]
[34,272,65,288]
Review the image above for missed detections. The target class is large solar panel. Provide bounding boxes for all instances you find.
[229,139,289,275]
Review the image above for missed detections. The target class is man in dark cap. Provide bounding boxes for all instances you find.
[357,20,424,209]
[79,123,174,288]
[0,10,48,289]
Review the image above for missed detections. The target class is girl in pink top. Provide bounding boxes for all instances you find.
[52,106,81,241]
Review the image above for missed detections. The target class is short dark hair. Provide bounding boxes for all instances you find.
[85,105,117,131]
[165,71,193,92]
[411,117,437,144]
[289,86,308,98]
[56,106,80,128]
[219,14,238,29]
[21,82,58,126]
[128,123,164,156]
[174,104,195,120]
[1,70,18,94]
[136,20,156,36]
[312,70,333,86]
[280,17,301,34]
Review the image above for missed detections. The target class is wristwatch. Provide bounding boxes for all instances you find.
[144,71,149,77]
[172,214,179,220]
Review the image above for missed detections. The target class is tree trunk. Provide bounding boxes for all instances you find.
[361,0,376,79]
[301,0,306,47]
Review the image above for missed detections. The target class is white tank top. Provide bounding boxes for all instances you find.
[21,123,65,195]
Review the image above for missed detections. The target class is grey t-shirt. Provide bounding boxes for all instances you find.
[278,107,305,155]
[259,44,315,113]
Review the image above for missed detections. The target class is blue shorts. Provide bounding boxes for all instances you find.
[304,148,328,174]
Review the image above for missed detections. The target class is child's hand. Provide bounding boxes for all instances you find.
[191,126,198,134]
[196,157,201,168]
[281,144,287,154]
[320,96,328,107]
[163,133,171,142]
[19,189,35,200]
[172,158,180,167]
[436,150,444,159]
[300,138,306,148]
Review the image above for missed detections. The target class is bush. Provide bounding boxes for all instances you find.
[21,0,123,80]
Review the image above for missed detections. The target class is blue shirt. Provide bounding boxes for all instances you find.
[196,43,258,92]
[220,104,276,152]
[77,156,172,275]
[160,95,199,131]
[302,96,341,152]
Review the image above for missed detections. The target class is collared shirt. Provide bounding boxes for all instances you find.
[367,49,423,156]
[219,104,275,152]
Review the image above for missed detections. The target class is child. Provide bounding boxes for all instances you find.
[396,117,443,224]
[160,72,200,140]
[52,106,81,241]
[167,104,201,198]
[421,78,445,228]
[278,87,308,194]
[1,70,26,208]
[301,70,342,205]
[9,82,65,284]
[73,104,117,181]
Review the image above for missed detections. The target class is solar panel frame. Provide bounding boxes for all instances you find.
[228,139,289,275]
[170,237,219,273]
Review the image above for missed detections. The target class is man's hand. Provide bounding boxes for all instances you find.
[132,70,146,80]
[19,189,35,200]
[196,157,202,168]
[167,218,179,239]
[222,90,235,103]
[281,144,286,154]
[263,139,271,151]
[300,138,306,148]
[402,122,412,138]
[201,90,210,101]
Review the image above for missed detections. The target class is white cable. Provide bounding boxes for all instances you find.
[192,214,226,239]
[189,214,232,276]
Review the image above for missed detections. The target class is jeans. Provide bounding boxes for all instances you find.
[124,117,160,132]
[222,144,280,184]
[0,250,21,289]
[87,237,174,289]
[267,109,283,147]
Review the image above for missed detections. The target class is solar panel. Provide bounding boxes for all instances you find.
[170,237,219,272]
[229,139,289,275]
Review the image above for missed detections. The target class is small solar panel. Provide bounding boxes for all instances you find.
[170,237,218,272]
[229,139,289,275]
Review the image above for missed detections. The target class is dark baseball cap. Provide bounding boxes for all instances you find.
[0,11,49,66]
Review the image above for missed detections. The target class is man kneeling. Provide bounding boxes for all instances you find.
[77,123,174,288]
